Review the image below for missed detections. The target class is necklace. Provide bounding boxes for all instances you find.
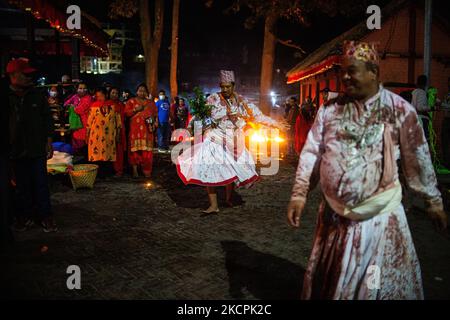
[338,96,384,170]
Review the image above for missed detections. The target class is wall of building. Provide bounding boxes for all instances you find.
[294,4,450,160]
[363,5,450,99]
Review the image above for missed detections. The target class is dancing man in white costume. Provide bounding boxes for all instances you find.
[177,70,286,214]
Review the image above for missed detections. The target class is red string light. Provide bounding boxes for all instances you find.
[9,0,108,56]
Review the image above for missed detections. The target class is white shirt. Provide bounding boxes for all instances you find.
[411,88,429,112]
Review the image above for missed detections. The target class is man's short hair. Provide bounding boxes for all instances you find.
[159,89,166,94]
[417,75,427,87]
[365,61,379,77]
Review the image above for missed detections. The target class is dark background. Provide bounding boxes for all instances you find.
[1,0,450,98]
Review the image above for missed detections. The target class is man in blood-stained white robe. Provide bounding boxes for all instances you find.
[287,41,447,300]
[177,70,286,214]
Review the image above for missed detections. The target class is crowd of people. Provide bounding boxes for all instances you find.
[47,77,191,179]
[0,58,191,238]
[283,88,339,156]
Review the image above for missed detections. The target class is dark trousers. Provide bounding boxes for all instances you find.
[14,157,52,219]
[0,155,13,246]
[157,122,171,149]
[422,117,430,143]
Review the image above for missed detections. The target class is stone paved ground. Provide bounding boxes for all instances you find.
[1,154,449,300]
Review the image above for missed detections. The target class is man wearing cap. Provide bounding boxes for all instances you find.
[177,70,287,214]
[287,41,447,299]
[7,58,57,233]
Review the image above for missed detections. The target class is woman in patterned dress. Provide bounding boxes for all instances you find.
[86,88,122,166]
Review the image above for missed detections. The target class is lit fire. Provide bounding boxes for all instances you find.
[248,126,285,144]
[250,132,269,143]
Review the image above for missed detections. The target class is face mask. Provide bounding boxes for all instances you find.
[159,95,165,100]
[49,91,57,97]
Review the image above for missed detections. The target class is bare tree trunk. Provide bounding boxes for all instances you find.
[149,0,164,97]
[139,0,164,98]
[170,0,180,100]
[139,0,151,92]
[259,13,277,115]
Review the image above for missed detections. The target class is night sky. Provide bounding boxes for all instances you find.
[76,0,450,94]
[3,0,449,93]
[75,0,378,94]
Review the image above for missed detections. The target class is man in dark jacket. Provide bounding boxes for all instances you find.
[0,76,13,248]
[7,58,57,232]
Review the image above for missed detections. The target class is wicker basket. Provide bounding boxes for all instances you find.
[69,164,99,190]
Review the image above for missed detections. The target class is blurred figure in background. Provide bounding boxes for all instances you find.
[156,89,172,152]
[411,75,430,141]
[121,89,132,103]
[285,97,300,155]
[294,97,315,155]
[172,97,189,129]
[109,87,127,177]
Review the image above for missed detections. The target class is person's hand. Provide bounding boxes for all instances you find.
[427,208,448,233]
[46,142,54,160]
[277,119,290,132]
[426,200,448,233]
[134,105,144,113]
[287,198,306,228]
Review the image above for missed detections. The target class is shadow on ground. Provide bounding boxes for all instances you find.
[153,154,245,209]
[221,240,304,299]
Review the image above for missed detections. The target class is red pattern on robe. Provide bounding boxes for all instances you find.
[291,86,443,299]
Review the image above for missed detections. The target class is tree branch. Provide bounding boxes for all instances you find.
[153,0,164,48]
[277,38,305,53]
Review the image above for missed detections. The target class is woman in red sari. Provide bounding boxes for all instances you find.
[109,87,127,177]
[295,97,316,155]
[125,84,158,178]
